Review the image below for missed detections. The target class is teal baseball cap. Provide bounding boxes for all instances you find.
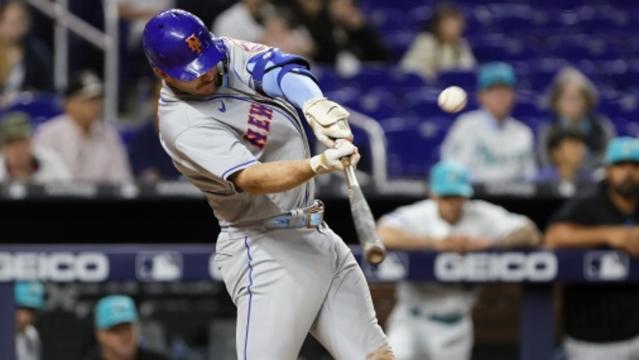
[95,295,139,330]
[429,161,474,197]
[477,62,516,90]
[15,281,45,310]
[605,137,639,165]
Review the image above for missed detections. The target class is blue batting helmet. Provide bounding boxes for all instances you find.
[142,9,226,82]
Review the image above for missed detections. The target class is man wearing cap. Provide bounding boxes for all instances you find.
[441,62,536,182]
[84,295,167,360]
[34,70,132,182]
[378,161,541,360]
[546,137,639,359]
[15,281,45,360]
[0,111,70,182]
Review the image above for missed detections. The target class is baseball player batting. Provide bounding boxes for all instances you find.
[142,9,393,360]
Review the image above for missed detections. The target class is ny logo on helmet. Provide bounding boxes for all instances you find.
[186,33,202,54]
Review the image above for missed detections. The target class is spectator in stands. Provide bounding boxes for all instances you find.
[34,71,132,182]
[118,0,174,49]
[291,0,388,68]
[260,8,314,58]
[441,62,536,181]
[540,67,614,170]
[0,0,53,101]
[15,281,45,360]
[536,128,592,186]
[128,81,180,182]
[84,295,168,360]
[401,3,476,81]
[117,0,174,103]
[0,111,69,182]
[545,137,639,360]
[212,0,271,43]
[378,161,541,359]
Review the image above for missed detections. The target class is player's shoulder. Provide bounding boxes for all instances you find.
[34,114,71,137]
[222,36,270,57]
[396,199,437,216]
[452,110,485,129]
[506,116,534,135]
[466,199,508,215]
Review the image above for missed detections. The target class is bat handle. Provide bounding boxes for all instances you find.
[341,159,359,188]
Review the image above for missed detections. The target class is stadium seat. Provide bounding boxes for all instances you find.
[437,70,476,90]
[381,116,452,178]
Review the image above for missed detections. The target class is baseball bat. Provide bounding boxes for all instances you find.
[342,160,386,265]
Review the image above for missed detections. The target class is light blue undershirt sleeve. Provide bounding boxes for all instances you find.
[261,67,323,109]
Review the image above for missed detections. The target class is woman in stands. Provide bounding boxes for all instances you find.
[539,67,615,171]
[400,3,476,80]
[0,0,53,102]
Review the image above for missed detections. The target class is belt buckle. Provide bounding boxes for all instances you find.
[304,200,324,228]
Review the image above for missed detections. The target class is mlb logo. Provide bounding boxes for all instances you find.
[584,251,629,281]
[136,252,183,281]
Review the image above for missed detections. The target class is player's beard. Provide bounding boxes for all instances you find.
[611,178,639,199]
[196,79,217,95]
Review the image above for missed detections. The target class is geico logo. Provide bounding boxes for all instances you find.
[0,252,109,282]
[435,252,557,282]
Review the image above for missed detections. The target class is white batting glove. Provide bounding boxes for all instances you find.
[310,140,361,174]
[303,97,353,148]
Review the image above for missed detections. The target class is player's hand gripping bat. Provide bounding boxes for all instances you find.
[341,159,386,265]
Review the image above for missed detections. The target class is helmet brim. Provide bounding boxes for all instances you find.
[162,35,225,82]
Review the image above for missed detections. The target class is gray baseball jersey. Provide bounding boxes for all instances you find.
[159,38,313,226]
[158,37,388,359]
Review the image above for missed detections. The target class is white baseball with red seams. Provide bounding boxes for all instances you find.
[438,86,468,113]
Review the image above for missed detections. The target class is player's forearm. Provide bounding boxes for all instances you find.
[494,222,542,248]
[545,223,622,248]
[378,225,435,250]
[230,160,315,195]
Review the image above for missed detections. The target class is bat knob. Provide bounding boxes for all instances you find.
[366,246,386,265]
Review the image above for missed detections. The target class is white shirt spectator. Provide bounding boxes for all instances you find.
[379,198,528,315]
[0,146,70,182]
[400,33,476,80]
[34,115,132,182]
[441,109,536,181]
[212,2,265,42]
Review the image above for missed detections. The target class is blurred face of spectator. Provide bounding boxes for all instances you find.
[15,308,35,333]
[157,67,219,97]
[66,97,103,130]
[478,85,515,121]
[607,162,639,198]
[556,82,588,122]
[438,14,464,43]
[551,137,585,170]
[0,2,29,44]
[435,195,466,224]
[297,0,323,16]
[330,0,364,29]
[96,323,138,360]
[2,137,32,172]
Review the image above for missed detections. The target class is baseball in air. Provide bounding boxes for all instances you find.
[438,86,467,113]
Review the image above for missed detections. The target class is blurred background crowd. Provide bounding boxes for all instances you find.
[2,0,639,359]
[0,0,635,188]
